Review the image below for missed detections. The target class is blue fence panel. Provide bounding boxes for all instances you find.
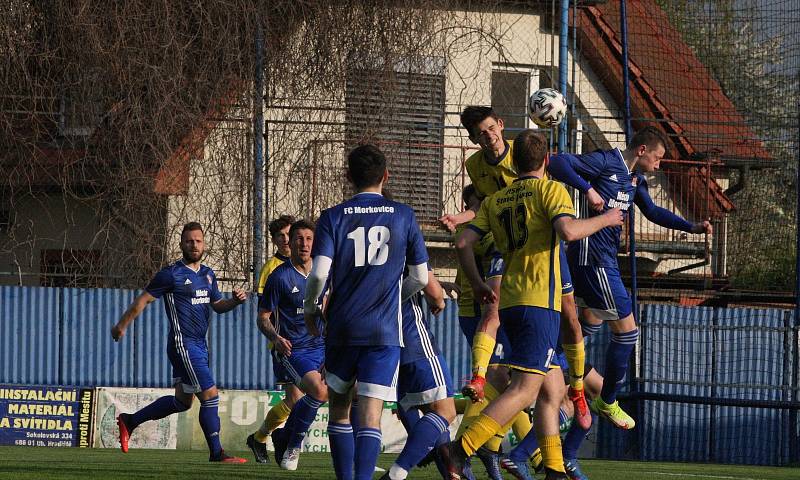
[61,288,136,387]
[712,307,792,465]
[209,300,275,390]
[0,286,61,385]
[427,299,470,385]
[133,290,172,388]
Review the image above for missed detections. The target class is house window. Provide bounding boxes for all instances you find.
[345,59,446,225]
[40,249,104,288]
[491,65,552,135]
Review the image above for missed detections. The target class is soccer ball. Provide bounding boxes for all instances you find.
[528,88,567,127]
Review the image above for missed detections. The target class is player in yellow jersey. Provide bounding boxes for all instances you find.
[441,106,593,431]
[248,214,304,463]
[450,130,623,480]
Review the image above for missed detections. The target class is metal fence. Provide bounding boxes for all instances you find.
[2,285,798,464]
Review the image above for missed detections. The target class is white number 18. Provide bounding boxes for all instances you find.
[347,226,391,266]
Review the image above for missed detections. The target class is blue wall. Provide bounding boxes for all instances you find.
[0,286,796,465]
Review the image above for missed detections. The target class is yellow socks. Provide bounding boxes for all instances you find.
[539,434,566,473]
[562,341,585,390]
[456,397,487,437]
[461,414,501,456]
[254,399,291,442]
[471,332,496,377]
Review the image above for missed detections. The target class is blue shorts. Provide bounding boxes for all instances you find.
[458,316,511,366]
[271,349,292,385]
[571,265,632,321]
[397,354,455,410]
[498,306,561,375]
[325,345,400,401]
[560,246,574,296]
[276,346,325,387]
[167,339,215,394]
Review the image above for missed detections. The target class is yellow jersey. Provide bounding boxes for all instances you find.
[469,176,574,312]
[455,227,503,318]
[256,253,290,294]
[465,140,517,200]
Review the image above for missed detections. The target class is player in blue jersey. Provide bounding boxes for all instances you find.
[246,219,327,469]
[381,269,456,480]
[548,126,712,429]
[111,222,248,463]
[303,144,430,480]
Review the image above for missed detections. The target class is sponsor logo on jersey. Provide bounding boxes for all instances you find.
[184,278,192,285]
[609,174,618,182]
[291,286,300,293]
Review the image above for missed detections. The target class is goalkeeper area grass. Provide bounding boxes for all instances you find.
[1,446,799,479]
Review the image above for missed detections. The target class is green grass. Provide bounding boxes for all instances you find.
[1,447,799,479]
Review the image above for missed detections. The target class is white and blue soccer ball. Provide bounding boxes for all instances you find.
[528,88,567,127]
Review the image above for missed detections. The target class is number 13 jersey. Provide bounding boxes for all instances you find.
[312,192,429,347]
[468,176,574,312]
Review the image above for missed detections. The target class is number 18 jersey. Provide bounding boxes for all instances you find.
[313,192,429,347]
[469,176,574,312]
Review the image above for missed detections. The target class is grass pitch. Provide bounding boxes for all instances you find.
[1,446,799,479]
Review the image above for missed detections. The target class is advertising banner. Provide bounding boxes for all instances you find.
[0,385,94,447]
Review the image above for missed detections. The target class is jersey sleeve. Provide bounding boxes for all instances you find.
[543,181,576,223]
[634,175,695,232]
[256,262,270,294]
[467,196,492,237]
[207,269,223,303]
[144,268,173,298]
[548,151,608,192]
[312,209,335,259]
[258,270,282,313]
[405,208,429,266]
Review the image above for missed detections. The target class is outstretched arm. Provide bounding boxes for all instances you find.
[212,288,247,313]
[635,180,712,234]
[112,291,156,341]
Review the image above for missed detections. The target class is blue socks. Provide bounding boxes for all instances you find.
[394,412,450,472]
[129,395,189,430]
[199,396,222,456]
[355,427,382,480]
[580,320,601,338]
[563,412,596,460]
[285,395,325,449]
[509,428,540,463]
[601,329,639,403]
[328,422,355,480]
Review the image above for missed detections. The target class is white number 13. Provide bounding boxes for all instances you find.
[347,226,391,266]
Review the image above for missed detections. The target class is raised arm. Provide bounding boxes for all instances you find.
[634,178,712,234]
[111,291,156,341]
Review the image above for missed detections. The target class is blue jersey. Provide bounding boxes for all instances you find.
[549,148,694,268]
[145,261,223,341]
[313,192,429,347]
[400,292,441,364]
[259,261,325,350]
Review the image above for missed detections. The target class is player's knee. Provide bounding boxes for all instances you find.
[172,396,191,412]
[580,319,601,338]
[611,328,639,344]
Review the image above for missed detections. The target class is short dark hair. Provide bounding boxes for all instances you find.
[460,106,498,138]
[629,126,669,155]
[347,144,386,189]
[461,184,477,205]
[181,222,204,239]
[289,219,315,239]
[268,215,295,238]
[512,130,548,172]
